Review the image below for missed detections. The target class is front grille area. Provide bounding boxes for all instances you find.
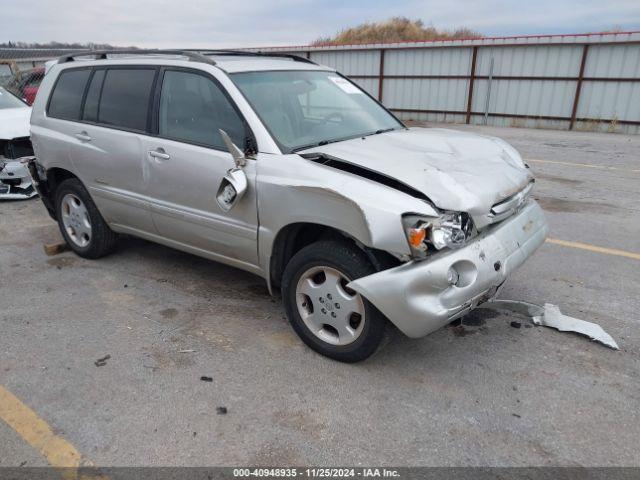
[489,182,534,224]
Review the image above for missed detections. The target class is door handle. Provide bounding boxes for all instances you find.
[75,131,91,142]
[149,148,170,160]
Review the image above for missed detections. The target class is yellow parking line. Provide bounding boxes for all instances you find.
[546,238,640,261]
[527,158,640,173]
[0,384,102,479]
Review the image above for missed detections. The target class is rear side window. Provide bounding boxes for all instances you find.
[98,69,156,131]
[82,70,105,122]
[48,69,91,120]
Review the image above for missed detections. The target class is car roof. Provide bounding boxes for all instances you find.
[207,55,331,73]
[54,51,333,74]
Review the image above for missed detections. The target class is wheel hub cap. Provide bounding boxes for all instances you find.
[295,266,365,346]
[61,194,92,248]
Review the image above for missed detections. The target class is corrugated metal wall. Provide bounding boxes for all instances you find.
[2,35,639,133]
[256,32,640,134]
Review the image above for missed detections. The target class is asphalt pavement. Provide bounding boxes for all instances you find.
[1,124,638,467]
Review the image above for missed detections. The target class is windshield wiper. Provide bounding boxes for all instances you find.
[291,138,343,153]
[291,128,397,153]
[363,127,396,138]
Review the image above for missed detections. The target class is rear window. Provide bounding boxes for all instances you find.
[48,69,91,120]
[97,69,156,131]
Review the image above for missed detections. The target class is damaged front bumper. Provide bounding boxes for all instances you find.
[348,200,548,338]
[0,159,37,199]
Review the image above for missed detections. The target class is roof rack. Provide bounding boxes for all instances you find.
[57,49,217,65]
[191,49,316,65]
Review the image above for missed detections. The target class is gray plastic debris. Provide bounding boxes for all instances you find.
[479,300,619,350]
[532,303,619,350]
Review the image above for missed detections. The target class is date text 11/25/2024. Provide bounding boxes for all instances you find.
[233,468,400,478]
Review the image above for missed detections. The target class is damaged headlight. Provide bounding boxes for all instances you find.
[403,212,475,258]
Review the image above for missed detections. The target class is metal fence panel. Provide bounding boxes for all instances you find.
[384,48,472,75]
[472,79,577,117]
[310,50,380,76]
[385,78,469,111]
[1,34,640,134]
[585,44,640,78]
[257,32,640,134]
[393,110,467,125]
[475,45,584,77]
[578,80,640,121]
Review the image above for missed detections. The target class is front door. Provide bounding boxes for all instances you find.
[142,68,259,269]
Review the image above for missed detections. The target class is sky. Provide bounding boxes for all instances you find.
[4,0,640,48]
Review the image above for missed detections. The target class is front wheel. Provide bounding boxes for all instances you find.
[281,240,387,362]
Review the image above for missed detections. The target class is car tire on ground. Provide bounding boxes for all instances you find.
[281,240,387,363]
[55,178,117,259]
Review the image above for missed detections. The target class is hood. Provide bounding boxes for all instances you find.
[0,107,31,140]
[302,127,533,215]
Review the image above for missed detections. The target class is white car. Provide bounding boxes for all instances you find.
[0,86,36,199]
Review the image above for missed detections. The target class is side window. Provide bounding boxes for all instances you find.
[82,69,105,122]
[48,69,91,121]
[159,70,245,149]
[98,68,156,131]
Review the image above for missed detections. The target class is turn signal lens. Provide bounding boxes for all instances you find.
[407,227,427,248]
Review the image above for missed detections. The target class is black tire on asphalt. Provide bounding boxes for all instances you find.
[55,178,118,259]
[281,240,387,363]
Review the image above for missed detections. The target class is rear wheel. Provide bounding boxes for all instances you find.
[282,240,386,362]
[55,178,117,259]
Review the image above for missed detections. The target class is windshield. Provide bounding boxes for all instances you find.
[231,70,403,153]
[0,87,26,109]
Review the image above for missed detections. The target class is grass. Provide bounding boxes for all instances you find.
[311,17,482,46]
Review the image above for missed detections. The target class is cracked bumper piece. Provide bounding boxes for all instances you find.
[0,160,37,199]
[348,201,548,338]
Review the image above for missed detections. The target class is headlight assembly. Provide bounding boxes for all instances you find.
[403,212,475,258]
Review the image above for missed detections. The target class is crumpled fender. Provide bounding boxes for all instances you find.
[256,153,438,286]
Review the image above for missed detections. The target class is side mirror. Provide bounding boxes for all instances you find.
[216,169,248,212]
[216,129,248,211]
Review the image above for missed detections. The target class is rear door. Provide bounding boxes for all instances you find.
[141,68,259,269]
[67,66,158,233]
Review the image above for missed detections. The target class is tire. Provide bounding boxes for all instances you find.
[281,240,387,362]
[55,178,117,259]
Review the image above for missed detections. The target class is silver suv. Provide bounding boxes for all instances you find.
[28,50,548,362]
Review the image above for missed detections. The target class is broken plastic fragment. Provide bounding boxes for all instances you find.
[532,303,619,350]
[478,300,619,350]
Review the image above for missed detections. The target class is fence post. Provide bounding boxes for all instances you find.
[569,44,589,130]
[466,46,478,124]
[378,49,385,102]
[484,57,494,125]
